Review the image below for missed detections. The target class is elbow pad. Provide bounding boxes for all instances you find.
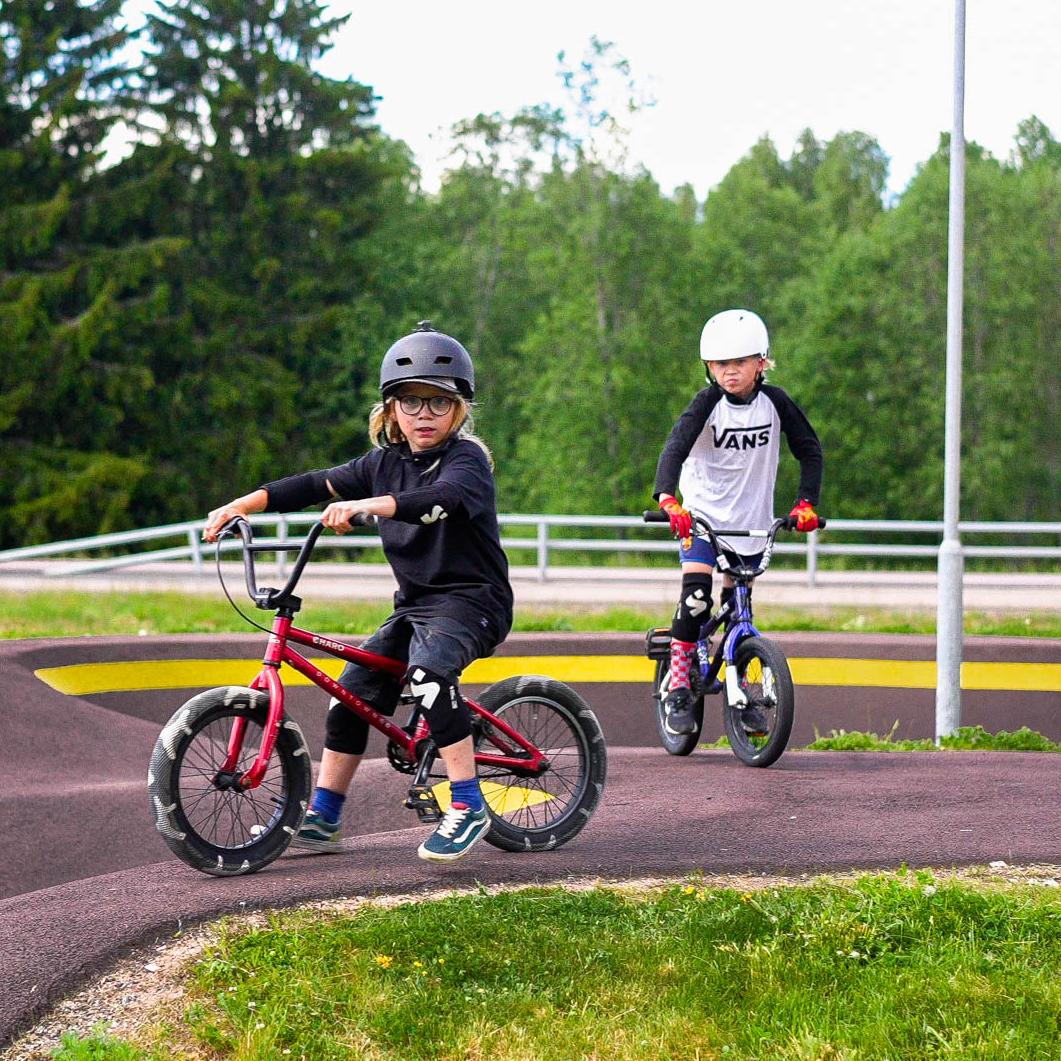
[259,470,332,512]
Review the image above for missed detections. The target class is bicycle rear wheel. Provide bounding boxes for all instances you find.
[473,676,607,852]
[653,658,704,756]
[722,637,794,767]
[148,687,311,876]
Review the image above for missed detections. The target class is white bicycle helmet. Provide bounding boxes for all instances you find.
[699,309,769,363]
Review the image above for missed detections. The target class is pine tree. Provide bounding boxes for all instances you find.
[131,0,399,505]
[0,0,180,545]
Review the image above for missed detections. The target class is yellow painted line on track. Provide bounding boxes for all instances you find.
[431,780,554,814]
[789,658,937,689]
[32,655,1061,696]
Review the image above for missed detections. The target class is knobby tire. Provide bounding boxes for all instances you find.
[149,687,311,876]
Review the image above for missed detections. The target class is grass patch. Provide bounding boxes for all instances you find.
[805,723,1061,753]
[52,873,1061,1060]
[1,590,1058,639]
[51,1027,166,1059]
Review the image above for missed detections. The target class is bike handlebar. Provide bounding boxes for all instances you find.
[642,510,827,533]
[217,515,375,609]
[641,509,826,578]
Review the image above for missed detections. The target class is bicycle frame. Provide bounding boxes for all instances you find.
[682,516,783,700]
[689,580,761,701]
[216,527,548,791]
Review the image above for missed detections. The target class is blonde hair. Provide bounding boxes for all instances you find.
[368,396,494,467]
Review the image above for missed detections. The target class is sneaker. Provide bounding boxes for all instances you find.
[291,809,342,853]
[663,687,698,735]
[740,706,770,736]
[417,803,491,863]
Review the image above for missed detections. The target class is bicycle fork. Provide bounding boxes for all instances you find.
[697,587,759,704]
[217,628,289,792]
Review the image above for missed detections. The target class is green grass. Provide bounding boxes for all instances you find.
[53,873,1061,1060]
[804,723,1061,753]
[1,590,1058,639]
[50,1028,165,1059]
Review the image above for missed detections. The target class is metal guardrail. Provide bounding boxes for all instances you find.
[1,514,1059,586]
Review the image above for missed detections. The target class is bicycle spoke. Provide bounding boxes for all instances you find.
[477,696,588,830]
[175,715,288,850]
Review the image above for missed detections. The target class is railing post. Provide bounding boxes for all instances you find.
[277,516,288,580]
[187,528,203,574]
[537,519,549,582]
[807,529,818,587]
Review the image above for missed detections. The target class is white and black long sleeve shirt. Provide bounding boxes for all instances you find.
[262,438,513,642]
[654,381,823,550]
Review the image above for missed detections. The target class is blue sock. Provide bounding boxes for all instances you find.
[450,777,483,812]
[310,787,345,824]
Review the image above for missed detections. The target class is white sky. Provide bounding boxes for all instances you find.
[315,0,1060,200]
[119,1,1060,201]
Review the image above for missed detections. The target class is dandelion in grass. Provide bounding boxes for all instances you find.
[374,954,393,969]
[683,885,696,896]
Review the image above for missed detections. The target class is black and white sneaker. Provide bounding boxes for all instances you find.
[664,687,698,735]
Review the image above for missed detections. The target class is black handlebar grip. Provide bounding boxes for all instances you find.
[349,512,378,528]
[783,515,828,531]
[642,510,669,523]
[217,515,251,540]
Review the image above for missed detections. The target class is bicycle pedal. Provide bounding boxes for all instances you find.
[404,785,443,823]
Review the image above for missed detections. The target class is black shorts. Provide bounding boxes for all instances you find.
[324,611,496,755]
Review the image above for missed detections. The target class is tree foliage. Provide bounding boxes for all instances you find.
[2,14,1057,545]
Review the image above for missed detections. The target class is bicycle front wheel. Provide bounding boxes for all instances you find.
[722,637,794,767]
[473,676,607,852]
[148,687,311,876]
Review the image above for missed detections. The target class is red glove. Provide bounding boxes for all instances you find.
[789,499,819,532]
[658,496,692,540]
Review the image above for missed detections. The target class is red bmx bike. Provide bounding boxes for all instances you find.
[148,517,607,876]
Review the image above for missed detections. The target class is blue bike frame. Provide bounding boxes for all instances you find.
[693,585,759,697]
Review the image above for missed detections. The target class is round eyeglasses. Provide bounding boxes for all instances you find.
[396,394,456,416]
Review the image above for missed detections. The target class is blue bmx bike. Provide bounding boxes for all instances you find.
[643,510,825,767]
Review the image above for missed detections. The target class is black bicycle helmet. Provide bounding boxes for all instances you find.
[379,321,475,399]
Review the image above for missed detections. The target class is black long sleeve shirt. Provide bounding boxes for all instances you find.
[262,438,513,641]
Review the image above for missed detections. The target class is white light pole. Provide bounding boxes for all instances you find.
[936,0,966,741]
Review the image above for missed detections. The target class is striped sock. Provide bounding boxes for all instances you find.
[450,777,484,812]
[669,639,696,689]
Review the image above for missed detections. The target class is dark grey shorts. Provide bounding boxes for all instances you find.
[324,612,493,755]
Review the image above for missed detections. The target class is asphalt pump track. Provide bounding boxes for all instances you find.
[1,632,1059,1047]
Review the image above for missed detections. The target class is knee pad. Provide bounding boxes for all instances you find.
[403,665,472,749]
[671,572,713,643]
[324,697,371,756]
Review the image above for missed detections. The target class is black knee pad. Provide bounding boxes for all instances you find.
[403,665,472,749]
[324,697,371,756]
[671,573,713,643]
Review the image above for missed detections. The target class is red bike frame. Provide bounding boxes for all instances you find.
[224,613,547,790]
